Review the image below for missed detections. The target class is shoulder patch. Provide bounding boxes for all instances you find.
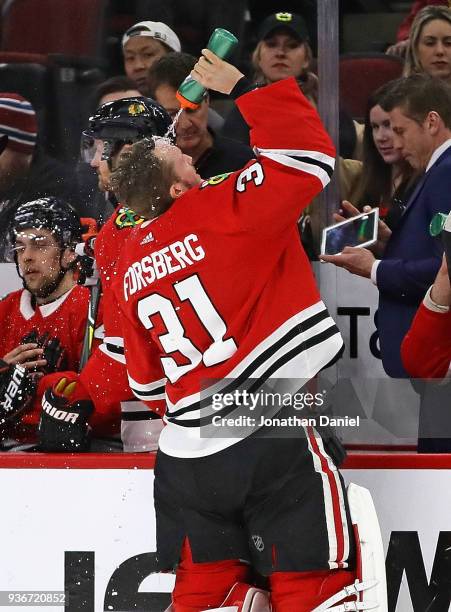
[200,172,232,189]
[114,206,145,229]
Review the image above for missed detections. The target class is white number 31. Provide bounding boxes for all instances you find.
[137,274,237,383]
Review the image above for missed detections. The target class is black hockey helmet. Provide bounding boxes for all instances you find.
[80,96,173,164]
[10,197,82,252]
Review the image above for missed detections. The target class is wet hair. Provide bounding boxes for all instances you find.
[404,5,451,78]
[111,137,176,218]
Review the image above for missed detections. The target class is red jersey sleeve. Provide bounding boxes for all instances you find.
[121,305,166,416]
[225,78,335,235]
[401,302,451,378]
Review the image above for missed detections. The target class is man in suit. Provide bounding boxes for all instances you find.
[321,74,450,377]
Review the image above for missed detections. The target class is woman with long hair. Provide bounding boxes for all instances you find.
[220,12,319,145]
[345,82,417,229]
[403,5,451,83]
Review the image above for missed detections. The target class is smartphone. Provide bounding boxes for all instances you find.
[321,208,379,256]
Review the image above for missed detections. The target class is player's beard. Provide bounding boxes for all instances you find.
[23,267,68,300]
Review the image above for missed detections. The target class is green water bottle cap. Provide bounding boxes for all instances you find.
[430,212,448,236]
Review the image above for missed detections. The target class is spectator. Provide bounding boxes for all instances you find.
[403,5,451,84]
[0,198,101,450]
[121,19,224,131]
[344,82,417,229]
[122,20,181,94]
[387,0,447,56]
[221,12,317,146]
[0,94,82,259]
[220,12,357,162]
[147,52,254,177]
[92,75,141,109]
[321,74,451,378]
[248,3,318,54]
[402,249,451,452]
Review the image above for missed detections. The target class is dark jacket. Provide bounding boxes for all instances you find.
[376,146,451,377]
[195,129,254,179]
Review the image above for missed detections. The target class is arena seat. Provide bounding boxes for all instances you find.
[1,0,108,59]
[339,52,404,121]
[0,52,104,161]
[0,53,53,154]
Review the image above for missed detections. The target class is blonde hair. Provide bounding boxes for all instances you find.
[251,38,313,84]
[404,5,451,77]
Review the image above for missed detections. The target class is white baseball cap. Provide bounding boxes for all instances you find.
[122,21,181,53]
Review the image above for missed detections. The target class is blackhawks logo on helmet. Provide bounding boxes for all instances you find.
[115,206,145,229]
[128,102,146,116]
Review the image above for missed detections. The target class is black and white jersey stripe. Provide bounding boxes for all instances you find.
[128,375,166,402]
[257,148,335,188]
[99,336,126,364]
[121,400,162,421]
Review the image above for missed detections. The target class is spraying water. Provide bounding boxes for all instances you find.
[165,108,184,141]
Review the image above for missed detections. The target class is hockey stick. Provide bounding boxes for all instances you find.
[79,279,102,372]
[78,218,101,372]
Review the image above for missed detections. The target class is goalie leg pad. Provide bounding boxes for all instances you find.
[346,483,387,612]
[310,484,387,612]
[201,583,271,612]
[270,569,357,612]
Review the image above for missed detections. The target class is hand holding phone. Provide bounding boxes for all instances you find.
[321,208,379,256]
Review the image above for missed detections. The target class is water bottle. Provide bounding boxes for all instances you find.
[176,28,238,109]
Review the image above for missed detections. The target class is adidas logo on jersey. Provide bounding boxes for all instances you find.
[140,231,154,245]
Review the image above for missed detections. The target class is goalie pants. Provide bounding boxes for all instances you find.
[154,426,355,578]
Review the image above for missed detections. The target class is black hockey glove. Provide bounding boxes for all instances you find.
[0,359,36,430]
[20,330,66,373]
[38,376,94,452]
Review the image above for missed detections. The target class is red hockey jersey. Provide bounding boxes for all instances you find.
[115,78,343,458]
[79,204,165,442]
[0,286,90,372]
[401,301,451,378]
[0,285,94,441]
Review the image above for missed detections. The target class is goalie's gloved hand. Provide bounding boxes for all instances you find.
[38,376,94,452]
[0,359,37,430]
[75,238,99,286]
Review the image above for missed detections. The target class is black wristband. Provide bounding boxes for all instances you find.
[229,77,257,100]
